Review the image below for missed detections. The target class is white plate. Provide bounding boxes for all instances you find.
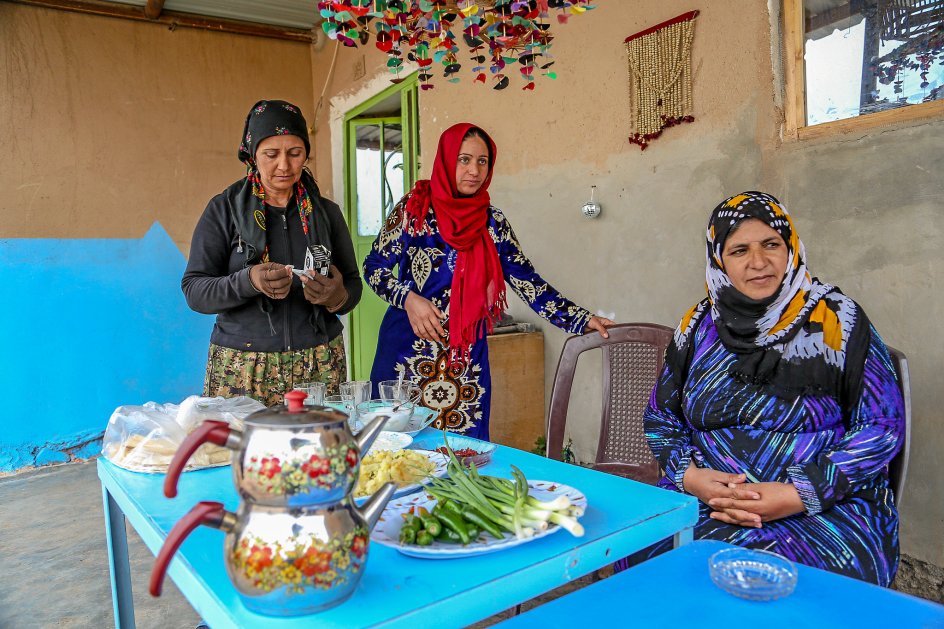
[354,449,447,503]
[365,431,413,454]
[371,480,587,558]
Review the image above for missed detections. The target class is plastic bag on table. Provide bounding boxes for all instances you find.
[101,396,264,473]
[176,395,264,433]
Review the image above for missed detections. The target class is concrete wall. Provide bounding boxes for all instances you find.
[308,1,944,568]
[0,4,314,469]
[0,3,314,247]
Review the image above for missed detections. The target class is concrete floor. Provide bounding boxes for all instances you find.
[0,461,201,629]
[0,460,593,629]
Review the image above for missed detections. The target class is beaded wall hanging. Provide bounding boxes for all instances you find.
[623,10,698,150]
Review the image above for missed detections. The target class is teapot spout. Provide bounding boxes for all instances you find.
[354,414,390,453]
[357,482,397,531]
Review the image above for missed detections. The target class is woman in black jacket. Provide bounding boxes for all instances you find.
[182,99,361,406]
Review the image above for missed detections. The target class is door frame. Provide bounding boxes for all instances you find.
[342,73,419,380]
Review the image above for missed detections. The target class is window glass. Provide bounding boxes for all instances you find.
[383,123,405,219]
[355,124,383,237]
[355,123,404,236]
[803,0,944,125]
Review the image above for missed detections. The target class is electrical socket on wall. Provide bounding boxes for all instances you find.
[353,55,366,80]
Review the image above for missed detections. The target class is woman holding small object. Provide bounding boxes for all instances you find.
[633,192,903,585]
[364,123,613,440]
[182,100,361,406]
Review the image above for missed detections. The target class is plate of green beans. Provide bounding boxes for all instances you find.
[370,480,587,558]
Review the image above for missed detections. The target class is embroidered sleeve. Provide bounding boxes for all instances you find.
[786,327,905,514]
[644,356,703,492]
[363,200,414,309]
[492,209,592,334]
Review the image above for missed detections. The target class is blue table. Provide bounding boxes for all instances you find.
[99,430,697,628]
[497,540,944,628]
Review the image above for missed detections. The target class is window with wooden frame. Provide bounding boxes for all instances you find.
[783,0,944,140]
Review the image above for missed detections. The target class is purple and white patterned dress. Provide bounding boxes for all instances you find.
[642,315,904,585]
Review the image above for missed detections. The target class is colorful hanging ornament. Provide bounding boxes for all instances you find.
[623,10,698,150]
[317,0,596,90]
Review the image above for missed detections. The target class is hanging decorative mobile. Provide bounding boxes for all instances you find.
[623,10,698,150]
[317,0,597,91]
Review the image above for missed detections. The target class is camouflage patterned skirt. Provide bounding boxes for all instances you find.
[203,335,347,407]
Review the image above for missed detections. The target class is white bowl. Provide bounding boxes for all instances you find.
[401,407,438,437]
[358,404,415,432]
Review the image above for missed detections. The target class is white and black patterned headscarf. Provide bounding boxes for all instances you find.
[670,192,871,405]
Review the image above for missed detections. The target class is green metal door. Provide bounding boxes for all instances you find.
[344,76,419,380]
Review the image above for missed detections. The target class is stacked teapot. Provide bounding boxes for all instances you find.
[149,390,396,616]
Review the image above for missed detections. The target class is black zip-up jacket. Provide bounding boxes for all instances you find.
[182,179,362,352]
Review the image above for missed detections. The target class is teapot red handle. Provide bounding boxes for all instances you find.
[164,420,233,498]
[149,501,226,597]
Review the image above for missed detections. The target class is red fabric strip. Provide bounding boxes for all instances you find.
[624,10,699,43]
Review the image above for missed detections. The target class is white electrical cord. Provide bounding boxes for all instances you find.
[313,40,341,133]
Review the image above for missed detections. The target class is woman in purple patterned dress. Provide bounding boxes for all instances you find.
[364,123,612,440]
[634,191,904,585]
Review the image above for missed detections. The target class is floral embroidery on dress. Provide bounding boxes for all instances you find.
[405,340,484,434]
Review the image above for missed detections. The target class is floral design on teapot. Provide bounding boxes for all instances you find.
[244,443,360,495]
[233,527,369,594]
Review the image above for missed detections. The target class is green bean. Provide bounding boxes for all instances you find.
[434,507,471,544]
[402,513,422,534]
[399,525,416,545]
[436,525,464,544]
[465,523,481,540]
[418,513,442,537]
[462,506,505,539]
[415,530,435,546]
[442,500,464,516]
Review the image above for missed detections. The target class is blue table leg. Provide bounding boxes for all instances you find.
[102,485,136,629]
[673,526,693,548]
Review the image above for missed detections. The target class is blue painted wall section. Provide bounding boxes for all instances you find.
[0,223,214,472]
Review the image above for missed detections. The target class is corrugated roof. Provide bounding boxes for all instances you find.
[107,0,319,29]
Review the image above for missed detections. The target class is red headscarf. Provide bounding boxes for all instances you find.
[404,123,506,363]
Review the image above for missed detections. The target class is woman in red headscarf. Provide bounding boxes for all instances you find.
[364,123,613,440]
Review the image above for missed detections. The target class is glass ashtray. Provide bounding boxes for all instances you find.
[708,548,798,601]
[430,436,496,468]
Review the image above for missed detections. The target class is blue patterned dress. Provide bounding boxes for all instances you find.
[643,315,904,585]
[364,197,591,440]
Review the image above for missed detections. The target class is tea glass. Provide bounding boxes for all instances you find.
[340,381,372,406]
[294,381,326,406]
[324,394,358,432]
[378,380,422,404]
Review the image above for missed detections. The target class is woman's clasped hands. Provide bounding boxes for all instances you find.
[249,263,348,312]
[683,463,805,528]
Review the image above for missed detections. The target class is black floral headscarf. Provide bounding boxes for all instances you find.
[232,99,322,263]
